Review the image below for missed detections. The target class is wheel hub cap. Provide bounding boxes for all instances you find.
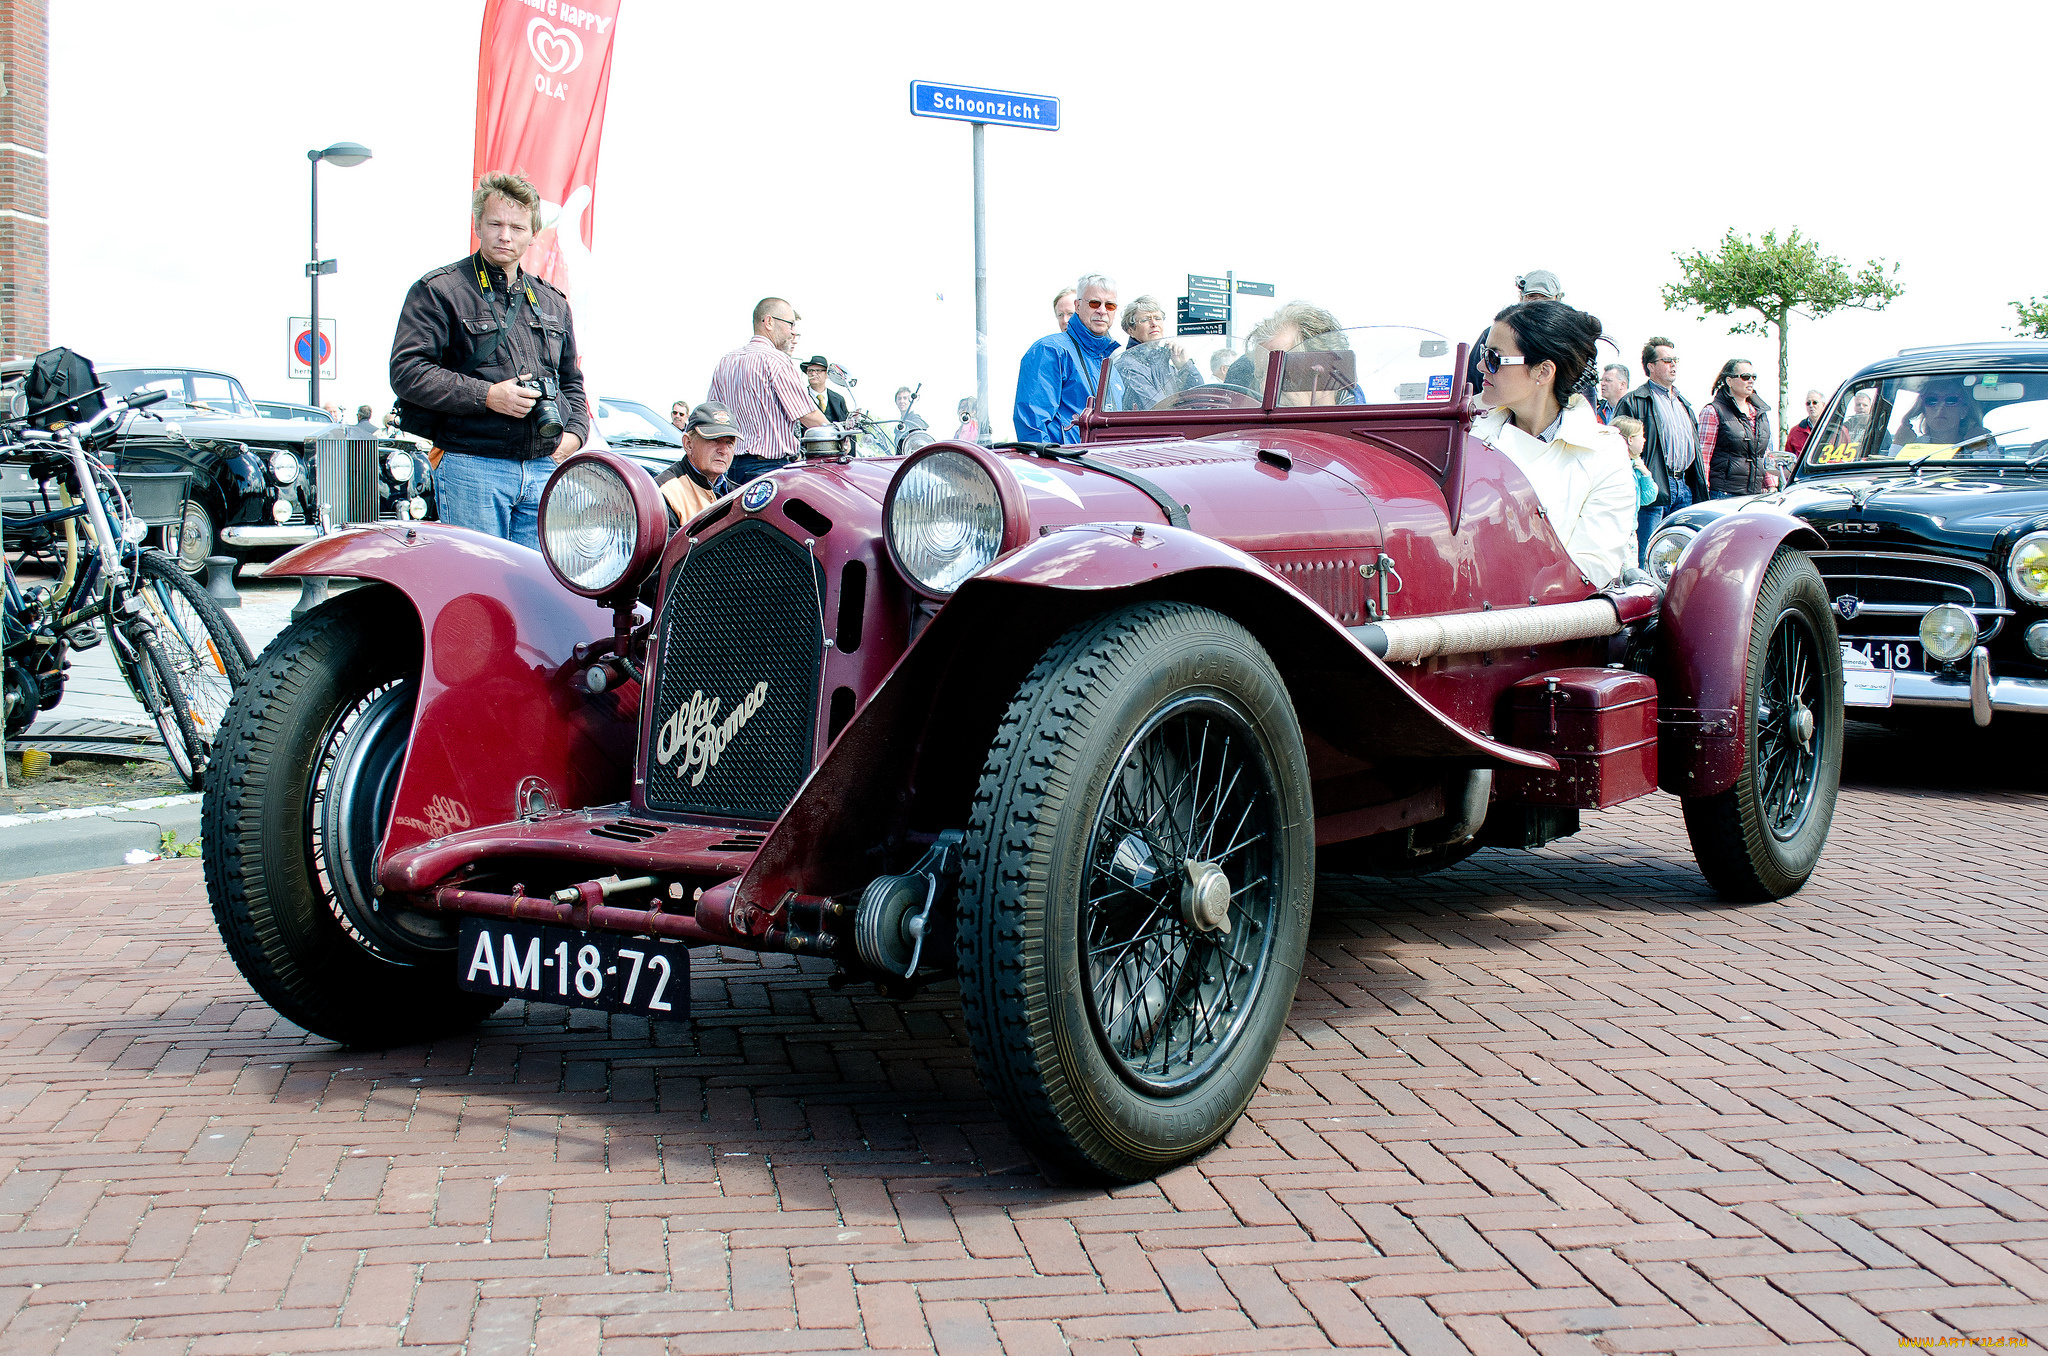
[1180,860,1233,934]
[1791,701,1814,749]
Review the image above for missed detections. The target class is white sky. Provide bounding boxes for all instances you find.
[46,1,2048,441]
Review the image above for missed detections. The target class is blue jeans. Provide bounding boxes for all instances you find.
[435,451,550,551]
[1636,505,1663,567]
[728,454,790,486]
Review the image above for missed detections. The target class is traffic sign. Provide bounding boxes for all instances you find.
[1177,299,1229,323]
[909,80,1059,130]
[288,317,337,381]
[1188,274,1226,291]
[1177,321,1228,336]
[1235,280,1275,297]
[1186,284,1229,306]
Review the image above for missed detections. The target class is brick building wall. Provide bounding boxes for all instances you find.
[0,0,48,360]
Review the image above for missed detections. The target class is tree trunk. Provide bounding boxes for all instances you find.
[1775,311,1792,450]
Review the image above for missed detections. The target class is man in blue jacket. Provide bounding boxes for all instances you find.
[1014,273,1121,443]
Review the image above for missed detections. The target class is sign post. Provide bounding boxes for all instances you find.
[1178,272,1273,341]
[288,317,338,383]
[909,80,1060,440]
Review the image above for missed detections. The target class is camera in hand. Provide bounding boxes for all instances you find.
[516,375,564,440]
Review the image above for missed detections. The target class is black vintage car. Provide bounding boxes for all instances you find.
[98,368,432,574]
[1649,341,2048,727]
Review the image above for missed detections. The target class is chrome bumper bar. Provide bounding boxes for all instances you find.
[220,525,320,546]
[1890,648,2048,724]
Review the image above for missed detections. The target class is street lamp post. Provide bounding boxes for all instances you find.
[306,141,371,409]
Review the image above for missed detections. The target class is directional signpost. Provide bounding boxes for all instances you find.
[910,81,1061,438]
[1177,272,1272,340]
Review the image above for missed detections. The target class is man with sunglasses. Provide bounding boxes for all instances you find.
[1014,273,1122,444]
[1785,389,1825,458]
[1610,338,1709,557]
[707,296,832,485]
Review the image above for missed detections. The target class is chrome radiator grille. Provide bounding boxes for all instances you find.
[642,521,824,820]
[1813,551,2008,639]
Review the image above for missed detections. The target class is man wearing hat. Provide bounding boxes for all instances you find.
[1466,270,1567,397]
[656,402,742,524]
[801,356,849,422]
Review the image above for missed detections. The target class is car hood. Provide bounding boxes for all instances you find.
[127,415,338,447]
[1681,468,2048,553]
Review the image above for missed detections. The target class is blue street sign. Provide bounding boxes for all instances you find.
[909,80,1060,131]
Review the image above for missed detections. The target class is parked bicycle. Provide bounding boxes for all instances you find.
[3,383,252,788]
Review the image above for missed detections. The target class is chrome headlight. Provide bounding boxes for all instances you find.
[885,448,1009,595]
[408,496,428,520]
[1919,603,1978,663]
[270,497,293,524]
[537,451,665,598]
[2009,531,2048,604]
[385,450,415,483]
[268,449,301,485]
[1644,524,1697,584]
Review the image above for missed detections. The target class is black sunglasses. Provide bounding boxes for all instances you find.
[1476,345,1530,375]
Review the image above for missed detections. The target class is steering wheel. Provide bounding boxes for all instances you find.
[1153,384,1261,412]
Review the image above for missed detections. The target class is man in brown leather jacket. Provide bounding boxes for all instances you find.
[389,172,589,549]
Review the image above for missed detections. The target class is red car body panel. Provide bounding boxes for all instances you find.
[263,525,639,860]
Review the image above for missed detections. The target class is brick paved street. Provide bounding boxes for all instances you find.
[1,727,2043,1355]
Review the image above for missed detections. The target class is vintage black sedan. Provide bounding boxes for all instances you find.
[1648,341,2048,726]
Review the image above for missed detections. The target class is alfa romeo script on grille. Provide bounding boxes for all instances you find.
[653,682,769,786]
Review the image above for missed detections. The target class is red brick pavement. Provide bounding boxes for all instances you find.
[1,728,2044,1355]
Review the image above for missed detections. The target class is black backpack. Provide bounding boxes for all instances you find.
[24,348,106,429]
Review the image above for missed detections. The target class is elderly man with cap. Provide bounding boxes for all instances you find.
[655,402,742,524]
[801,355,850,422]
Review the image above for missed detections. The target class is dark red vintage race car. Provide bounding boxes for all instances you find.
[203,326,1843,1181]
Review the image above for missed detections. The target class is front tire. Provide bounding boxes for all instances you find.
[130,547,251,786]
[202,587,501,1047]
[958,602,1313,1181]
[1683,548,1843,900]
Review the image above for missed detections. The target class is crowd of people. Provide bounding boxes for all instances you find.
[387,173,1812,580]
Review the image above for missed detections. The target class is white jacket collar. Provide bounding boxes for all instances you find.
[1475,394,1610,453]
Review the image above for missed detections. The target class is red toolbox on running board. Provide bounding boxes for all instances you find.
[1495,668,1658,808]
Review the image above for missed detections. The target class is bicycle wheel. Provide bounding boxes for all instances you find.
[129,548,251,764]
[126,626,207,788]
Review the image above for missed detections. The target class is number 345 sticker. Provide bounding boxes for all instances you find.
[456,918,689,1018]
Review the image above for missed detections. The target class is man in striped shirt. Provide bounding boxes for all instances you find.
[708,297,831,484]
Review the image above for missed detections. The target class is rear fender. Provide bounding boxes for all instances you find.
[1653,510,1827,798]
[735,523,1558,909]
[266,525,639,865]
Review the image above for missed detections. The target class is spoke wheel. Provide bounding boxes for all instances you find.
[1083,696,1279,1094]
[170,500,215,575]
[1683,548,1844,900]
[129,548,251,786]
[960,602,1313,1181]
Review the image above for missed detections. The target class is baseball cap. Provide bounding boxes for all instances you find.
[801,354,830,371]
[683,401,741,439]
[1517,269,1563,300]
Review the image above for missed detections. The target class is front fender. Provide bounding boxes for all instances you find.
[1654,510,1827,798]
[735,523,1558,909]
[266,524,638,862]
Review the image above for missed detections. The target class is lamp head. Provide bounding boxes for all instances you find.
[312,141,373,167]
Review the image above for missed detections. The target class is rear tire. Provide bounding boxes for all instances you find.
[1683,548,1843,900]
[202,587,501,1047]
[958,602,1313,1181]
[129,629,205,790]
[131,548,251,781]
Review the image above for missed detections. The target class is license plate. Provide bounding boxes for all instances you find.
[1848,639,1923,672]
[456,918,688,1018]
[1843,667,1894,708]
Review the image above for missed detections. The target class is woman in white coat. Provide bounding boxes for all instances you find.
[1470,301,1639,587]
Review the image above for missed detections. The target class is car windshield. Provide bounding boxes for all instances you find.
[1804,368,2048,470]
[1094,320,1458,414]
[102,368,256,419]
[597,398,682,446]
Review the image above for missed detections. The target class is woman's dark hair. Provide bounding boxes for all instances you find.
[1711,358,1754,402]
[1493,301,1603,405]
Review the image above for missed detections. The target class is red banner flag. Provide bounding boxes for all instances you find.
[471,0,621,295]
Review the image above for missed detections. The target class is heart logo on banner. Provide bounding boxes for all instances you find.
[526,18,584,75]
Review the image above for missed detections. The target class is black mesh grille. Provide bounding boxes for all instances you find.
[644,521,823,820]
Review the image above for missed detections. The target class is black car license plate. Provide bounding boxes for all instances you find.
[456,918,688,1018]
[1847,638,1925,672]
